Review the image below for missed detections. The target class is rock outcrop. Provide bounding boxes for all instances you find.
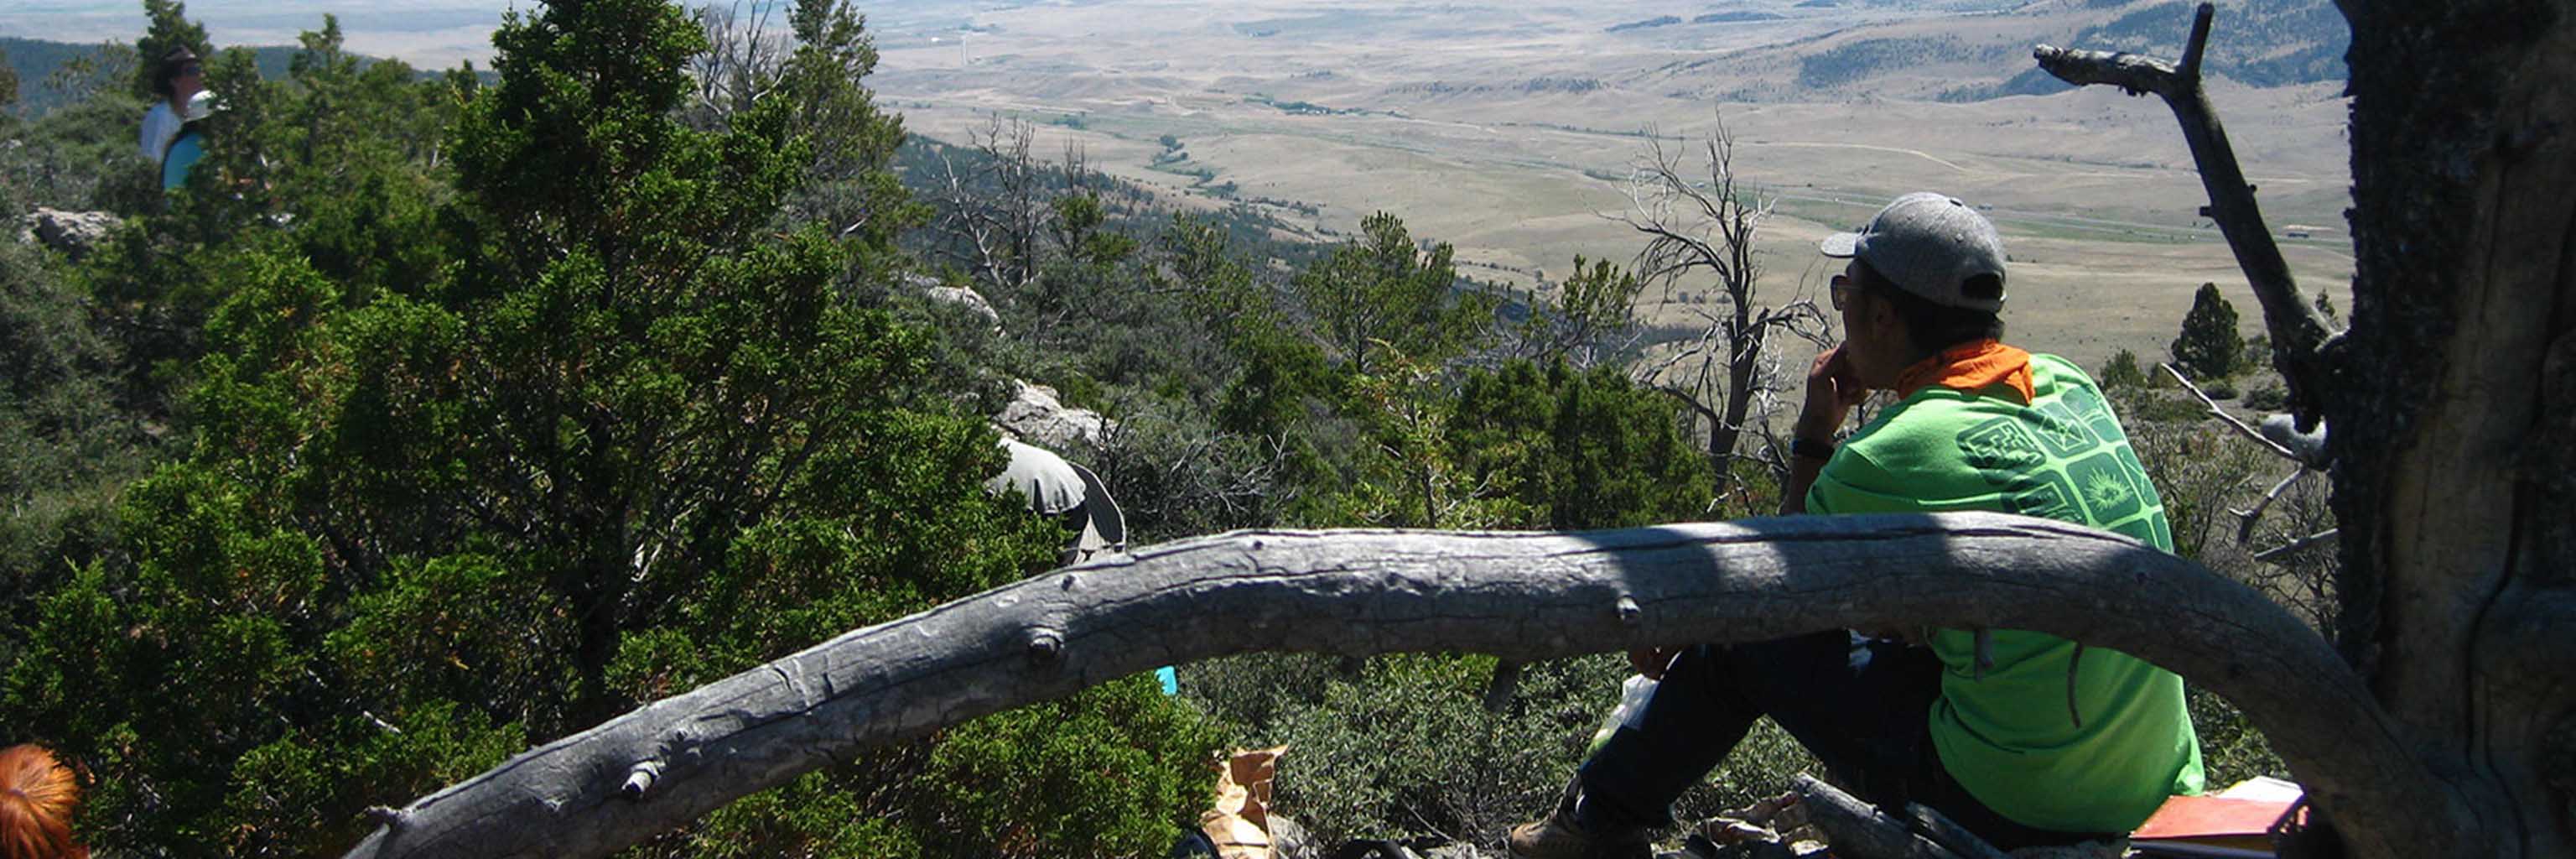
[927,285,1001,331]
[995,380,1112,451]
[18,208,120,262]
[901,272,1003,333]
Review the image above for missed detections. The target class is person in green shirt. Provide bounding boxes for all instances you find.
[1509,192,2203,858]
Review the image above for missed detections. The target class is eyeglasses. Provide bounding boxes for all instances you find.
[179,64,203,76]
[1831,273,1852,310]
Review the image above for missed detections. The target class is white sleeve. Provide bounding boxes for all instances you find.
[140,104,179,163]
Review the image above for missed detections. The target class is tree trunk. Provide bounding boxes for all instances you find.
[1712,317,1760,482]
[344,513,2444,859]
[2329,1,2576,854]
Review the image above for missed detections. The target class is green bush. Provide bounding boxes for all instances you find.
[2111,388,2205,426]
[2239,336,2272,376]
[641,676,1219,859]
[2242,382,2289,412]
[1185,652,1817,851]
[1448,360,1710,530]
[1191,653,1613,846]
[2097,347,2149,392]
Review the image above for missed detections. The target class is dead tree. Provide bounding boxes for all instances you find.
[926,117,1049,293]
[2039,2,2576,855]
[1617,124,1829,490]
[680,1,784,131]
[2037,8,2338,431]
[345,3,2572,857]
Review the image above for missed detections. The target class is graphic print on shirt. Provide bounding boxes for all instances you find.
[1955,387,2170,545]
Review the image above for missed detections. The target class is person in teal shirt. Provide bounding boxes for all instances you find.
[1511,193,2202,858]
[161,91,219,192]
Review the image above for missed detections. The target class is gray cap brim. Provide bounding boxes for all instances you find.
[1068,461,1124,549]
[1820,232,1862,258]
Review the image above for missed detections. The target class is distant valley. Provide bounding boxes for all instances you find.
[861,0,2355,370]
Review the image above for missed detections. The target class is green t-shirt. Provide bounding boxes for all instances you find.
[1806,352,2205,833]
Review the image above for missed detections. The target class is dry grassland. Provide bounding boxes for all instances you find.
[876,0,2353,373]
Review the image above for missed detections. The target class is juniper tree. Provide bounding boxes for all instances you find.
[2169,281,2244,380]
[8,2,1215,855]
[1293,211,1493,377]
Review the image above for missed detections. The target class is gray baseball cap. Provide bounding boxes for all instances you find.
[1820,192,2008,312]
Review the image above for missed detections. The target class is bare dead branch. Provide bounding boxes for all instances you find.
[2035,3,2338,428]
[684,1,783,128]
[2256,528,2342,562]
[2033,46,2184,96]
[2161,363,2301,461]
[345,513,2469,859]
[2233,468,2312,544]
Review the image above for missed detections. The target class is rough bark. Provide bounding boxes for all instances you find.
[2332,0,2576,854]
[345,513,2451,859]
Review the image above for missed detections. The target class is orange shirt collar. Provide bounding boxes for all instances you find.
[1893,340,2035,403]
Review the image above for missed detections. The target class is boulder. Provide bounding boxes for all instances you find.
[995,379,1112,451]
[18,208,120,262]
[926,285,1002,331]
[900,272,1003,333]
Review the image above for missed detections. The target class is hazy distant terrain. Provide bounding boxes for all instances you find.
[1,0,2355,369]
[0,0,506,68]
[860,0,2353,369]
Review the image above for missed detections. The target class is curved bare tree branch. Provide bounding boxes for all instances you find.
[2033,3,2339,427]
[345,513,2481,859]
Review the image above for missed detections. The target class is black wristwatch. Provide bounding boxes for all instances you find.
[1791,436,1836,461]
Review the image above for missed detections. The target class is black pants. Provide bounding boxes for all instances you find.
[1576,632,2116,851]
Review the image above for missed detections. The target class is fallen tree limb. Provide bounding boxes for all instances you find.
[2036,3,2339,428]
[344,513,2475,859]
[1792,774,1965,859]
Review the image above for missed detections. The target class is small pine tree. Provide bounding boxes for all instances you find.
[1517,255,1642,367]
[1292,211,1493,376]
[2170,282,2244,380]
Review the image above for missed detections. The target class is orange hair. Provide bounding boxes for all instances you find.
[0,745,86,859]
